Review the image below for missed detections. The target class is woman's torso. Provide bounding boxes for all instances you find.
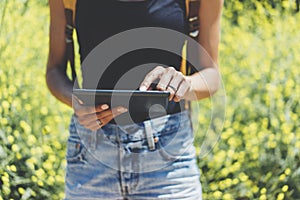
[75,0,187,89]
[75,0,187,123]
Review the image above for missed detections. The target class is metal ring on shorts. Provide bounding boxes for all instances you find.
[96,119,102,126]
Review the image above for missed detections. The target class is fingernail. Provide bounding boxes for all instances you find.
[101,104,109,110]
[140,86,147,91]
[118,107,128,113]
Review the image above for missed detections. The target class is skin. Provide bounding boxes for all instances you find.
[46,0,224,131]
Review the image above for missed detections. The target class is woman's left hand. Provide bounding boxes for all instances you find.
[139,66,192,102]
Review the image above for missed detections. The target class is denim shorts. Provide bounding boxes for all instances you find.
[65,111,202,199]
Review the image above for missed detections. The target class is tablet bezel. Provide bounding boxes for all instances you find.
[73,89,170,98]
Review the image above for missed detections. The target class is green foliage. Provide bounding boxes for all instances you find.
[224,0,299,25]
[0,1,70,199]
[196,7,300,200]
[0,0,299,199]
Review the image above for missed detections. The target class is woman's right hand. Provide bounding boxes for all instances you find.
[72,96,128,131]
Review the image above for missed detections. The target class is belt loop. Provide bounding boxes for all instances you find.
[90,130,97,150]
[144,121,155,151]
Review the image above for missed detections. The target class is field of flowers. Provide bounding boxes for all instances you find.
[198,7,300,200]
[0,0,299,199]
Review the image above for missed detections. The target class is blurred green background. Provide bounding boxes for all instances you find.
[0,0,299,199]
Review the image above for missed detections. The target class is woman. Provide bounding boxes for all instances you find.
[46,0,223,199]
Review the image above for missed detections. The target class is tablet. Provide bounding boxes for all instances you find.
[73,89,170,115]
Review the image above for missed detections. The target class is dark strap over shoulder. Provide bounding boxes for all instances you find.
[186,0,200,40]
[64,0,78,87]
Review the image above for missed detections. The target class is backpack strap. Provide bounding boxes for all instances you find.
[63,0,76,23]
[63,0,77,87]
[186,0,200,40]
[181,0,200,76]
[181,0,200,111]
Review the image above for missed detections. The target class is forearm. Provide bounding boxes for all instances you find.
[184,0,223,101]
[46,66,74,107]
[185,68,220,101]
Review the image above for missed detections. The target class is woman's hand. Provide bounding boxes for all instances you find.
[72,96,128,131]
[139,66,192,102]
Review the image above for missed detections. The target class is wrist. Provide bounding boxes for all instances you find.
[183,76,197,101]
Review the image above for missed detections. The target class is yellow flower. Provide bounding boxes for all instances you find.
[55,175,64,183]
[282,185,289,192]
[42,125,51,135]
[284,168,291,176]
[259,194,267,200]
[31,190,37,197]
[7,135,14,144]
[218,180,227,190]
[232,178,239,185]
[26,157,38,169]
[24,103,32,111]
[279,174,286,181]
[277,193,285,200]
[220,168,229,177]
[10,165,17,172]
[281,123,292,134]
[47,176,55,185]
[8,85,16,95]
[1,175,9,186]
[1,100,10,110]
[13,130,20,137]
[42,161,53,171]
[31,175,38,183]
[209,182,218,191]
[295,140,300,149]
[48,155,56,162]
[30,147,42,156]
[53,141,62,150]
[40,106,48,115]
[267,140,277,149]
[238,172,249,182]
[2,185,11,195]
[224,178,233,188]
[213,191,222,199]
[261,118,269,129]
[21,93,28,100]
[11,144,20,152]
[252,185,259,193]
[42,145,53,154]
[18,187,25,195]
[282,1,290,8]
[260,188,267,194]
[227,149,235,158]
[59,192,65,199]
[223,193,233,200]
[19,120,32,134]
[27,135,37,146]
[36,168,45,178]
[0,118,8,126]
[37,180,44,187]
[16,152,22,160]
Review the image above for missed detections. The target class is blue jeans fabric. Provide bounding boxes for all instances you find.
[65,111,202,199]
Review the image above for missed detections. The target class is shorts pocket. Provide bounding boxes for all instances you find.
[157,119,195,161]
[66,138,87,166]
[67,115,90,165]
